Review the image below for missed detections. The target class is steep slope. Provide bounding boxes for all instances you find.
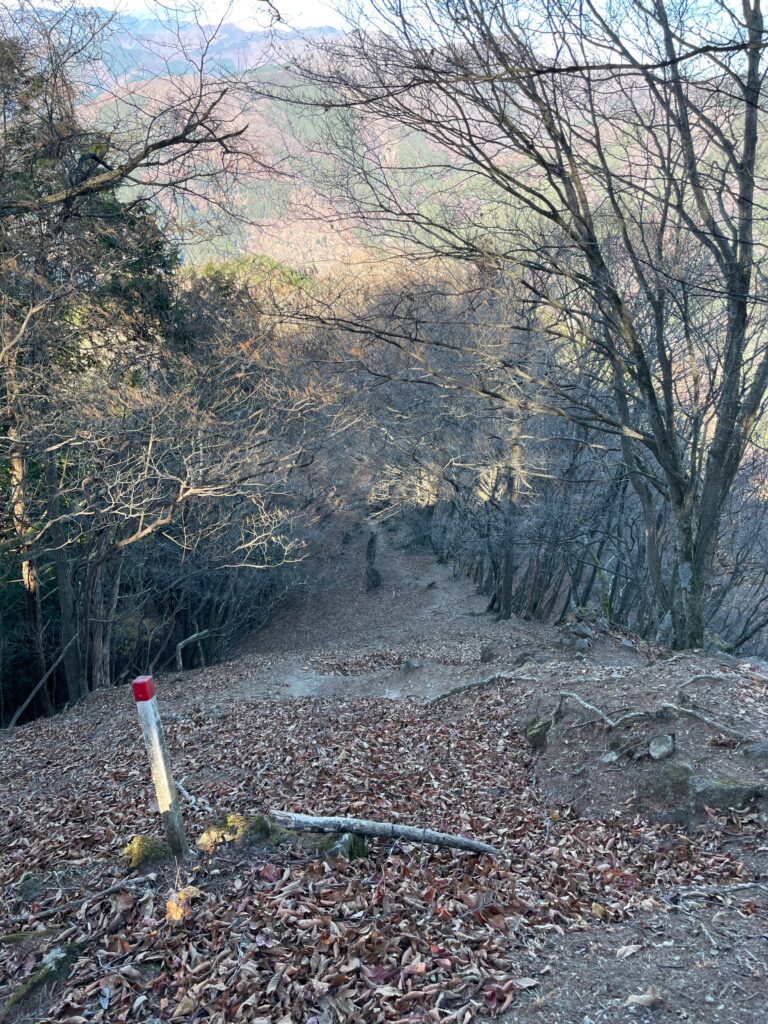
[1,517,767,1023]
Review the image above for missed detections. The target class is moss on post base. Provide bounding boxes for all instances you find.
[123,834,172,869]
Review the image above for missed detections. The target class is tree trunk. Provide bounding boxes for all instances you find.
[89,550,124,689]
[672,503,705,649]
[8,431,51,715]
[44,452,83,704]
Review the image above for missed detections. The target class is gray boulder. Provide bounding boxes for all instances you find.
[649,734,676,761]
[637,762,695,824]
[479,644,499,664]
[638,761,766,823]
[401,657,424,672]
[599,751,620,765]
[525,716,553,751]
[690,777,765,811]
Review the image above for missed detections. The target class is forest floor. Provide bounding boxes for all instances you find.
[2,515,768,1024]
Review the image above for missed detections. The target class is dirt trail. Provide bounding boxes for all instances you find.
[157,515,768,828]
[206,518,645,707]
[227,521,768,1023]
[3,516,768,1024]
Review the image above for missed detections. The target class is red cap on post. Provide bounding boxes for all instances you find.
[132,675,156,702]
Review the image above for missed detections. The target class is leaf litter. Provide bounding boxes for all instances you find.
[0,681,757,1023]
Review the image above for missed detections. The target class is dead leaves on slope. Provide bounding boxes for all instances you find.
[0,683,755,1023]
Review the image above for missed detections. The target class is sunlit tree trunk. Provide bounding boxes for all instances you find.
[8,424,51,714]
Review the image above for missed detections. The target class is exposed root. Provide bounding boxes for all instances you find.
[10,875,156,926]
[428,672,532,707]
[660,703,755,743]
[553,691,758,743]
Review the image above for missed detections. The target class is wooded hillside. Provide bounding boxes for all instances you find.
[2,2,768,1021]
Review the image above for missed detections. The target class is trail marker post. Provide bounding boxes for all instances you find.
[132,675,189,859]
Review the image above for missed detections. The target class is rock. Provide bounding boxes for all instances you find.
[637,762,695,824]
[741,657,768,676]
[742,740,768,760]
[599,751,620,764]
[620,638,634,649]
[690,777,765,811]
[712,651,739,668]
[638,761,766,822]
[573,638,590,654]
[509,649,536,668]
[479,644,498,664]
[13,871,48,909]
[402,657,424,672]
[569,622,595,640]
[524,716,553,751]
[649,734,676,760]
[323,832,367,862]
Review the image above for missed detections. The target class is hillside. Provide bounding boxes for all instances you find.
[2,517,767,1024]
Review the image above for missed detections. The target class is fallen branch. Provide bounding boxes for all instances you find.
[7,635,79,728]
[429,672,531,707]
[177,778,214,814]
[175,630,210,672]
[0,929,53,944]
[669,881,768,900]
[9,875,155,926]
[269,809,503,857]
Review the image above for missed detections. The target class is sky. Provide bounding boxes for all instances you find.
[95,0,349,30]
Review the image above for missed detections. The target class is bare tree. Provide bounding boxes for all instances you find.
[280,0,768,648]
[0,1,319,719]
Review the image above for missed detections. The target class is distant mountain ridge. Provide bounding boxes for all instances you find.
[95,7,340,78]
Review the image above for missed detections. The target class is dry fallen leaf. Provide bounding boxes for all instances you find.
[616,943,643,959]
[625,985,663,1007]
[0,634,749,1024]
[171,993,197,1017]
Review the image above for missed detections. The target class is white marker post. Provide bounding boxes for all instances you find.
[132,675,189,859]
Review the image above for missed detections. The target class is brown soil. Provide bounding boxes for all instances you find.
[3,515,768,1023]
[484,900,768,1023]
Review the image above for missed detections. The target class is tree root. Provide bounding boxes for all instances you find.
[553,691,758,743]
[429,672,532,707]
[660,703,755,743]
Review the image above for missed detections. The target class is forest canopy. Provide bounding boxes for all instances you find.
[4,0,768,723]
